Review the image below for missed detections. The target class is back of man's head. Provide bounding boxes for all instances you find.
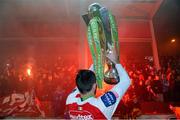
[76,70,96,94]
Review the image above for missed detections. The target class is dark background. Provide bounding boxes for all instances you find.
[153,0,180,56]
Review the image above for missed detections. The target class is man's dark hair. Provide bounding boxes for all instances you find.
[76,70,96,94]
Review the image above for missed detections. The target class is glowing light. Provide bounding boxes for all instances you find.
[27,68,31,76]
[171,39,176,43]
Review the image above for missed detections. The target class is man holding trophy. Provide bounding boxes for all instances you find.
[66,3,130,119]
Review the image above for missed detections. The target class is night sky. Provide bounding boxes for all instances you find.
[153,0,180,56]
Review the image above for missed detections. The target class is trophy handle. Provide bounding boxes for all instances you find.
[87,18,105,89]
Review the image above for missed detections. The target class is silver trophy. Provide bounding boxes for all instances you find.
[82,3,120,88]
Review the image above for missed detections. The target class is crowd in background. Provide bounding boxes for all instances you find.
[0,55,179,118]
[117,55,180,118]
[121,56,180,102]
[0,56,78,117]
[0,56,77,95]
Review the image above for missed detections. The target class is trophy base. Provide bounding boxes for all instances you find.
[104,68,120,84]
[104,61,120,85]
[104,77,119,84]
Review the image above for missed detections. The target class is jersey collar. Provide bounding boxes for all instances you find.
[81,94,94,101]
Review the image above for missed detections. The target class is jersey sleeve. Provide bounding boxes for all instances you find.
[66,88,79,105]
[97,64,131,119]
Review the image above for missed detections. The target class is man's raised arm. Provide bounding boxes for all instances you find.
[98,64,131,119]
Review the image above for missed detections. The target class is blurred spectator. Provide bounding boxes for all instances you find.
[51,85,65,118]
